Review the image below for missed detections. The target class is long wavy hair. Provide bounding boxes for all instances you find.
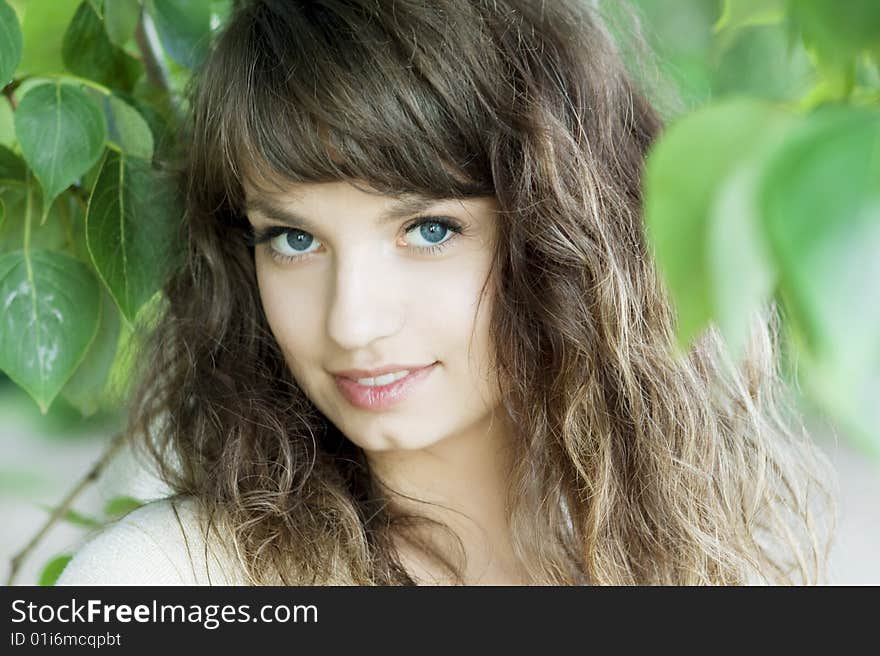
[125,0,836,584]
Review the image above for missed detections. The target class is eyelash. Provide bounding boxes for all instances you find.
[243,216,466,265]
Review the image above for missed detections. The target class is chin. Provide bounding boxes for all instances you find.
[349,425,444,453]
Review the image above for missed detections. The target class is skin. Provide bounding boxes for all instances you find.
[244,178,530,584]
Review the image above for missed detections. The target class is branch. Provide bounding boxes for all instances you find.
[5,431,129,586]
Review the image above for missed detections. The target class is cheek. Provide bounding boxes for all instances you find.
[255,260,324,373]
[426,261,498,396]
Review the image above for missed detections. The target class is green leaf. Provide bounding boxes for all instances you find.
[706,166,776,358]
[712,24,814,103]
[100,291,165,404]
[61,288,121,416]
[102,94,154,159]
[9,0,81,77]
[62,1,142,91]
[103,495,143,518]
[62,509,102,528]
[760,109,880,453]
[0,0,23,85]
[0,144,26,182]
[86,151,180,323]
[14,82,107,213]
[0,248,102,413]
[147,0,211,69]
[0,184,71,255]
[643,99,792,350]
[124,86,171,150]
[39,554,73,586]
[13,75,56,100]
[789,0,880,72]
[0,97,14,147]
[104,0,141,47]
[39,502,103,528]
[715,0,785,33]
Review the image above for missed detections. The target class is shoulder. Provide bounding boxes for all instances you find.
[56,496,248,586]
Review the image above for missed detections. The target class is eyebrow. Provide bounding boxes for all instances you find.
[243,194,440,233]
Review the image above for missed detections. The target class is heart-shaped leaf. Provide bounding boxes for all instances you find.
[0,184,72,255]
[14,81,107,213]
[104,0,141,47]
[102,94,154,159]
[0,248,101,413]
[0,0,23,85]
[62,1,142,91]
[61,288,121,417]
[86,150,179,323]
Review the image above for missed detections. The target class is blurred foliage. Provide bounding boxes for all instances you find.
[38,494,144,530]
[626,0,880,456]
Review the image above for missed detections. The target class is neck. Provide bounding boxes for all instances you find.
[365,408,530,585]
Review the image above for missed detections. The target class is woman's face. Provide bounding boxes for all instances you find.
[244,179,502,452]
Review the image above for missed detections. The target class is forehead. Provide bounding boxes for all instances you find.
[245,177,419,208]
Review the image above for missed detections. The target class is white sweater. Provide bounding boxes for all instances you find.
[56,497,249,586]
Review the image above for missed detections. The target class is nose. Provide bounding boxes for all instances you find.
[325,250,405,350]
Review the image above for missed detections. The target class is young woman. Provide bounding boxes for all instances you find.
[58,0,835,586]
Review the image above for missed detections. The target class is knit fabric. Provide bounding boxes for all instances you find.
[56,497,247,586]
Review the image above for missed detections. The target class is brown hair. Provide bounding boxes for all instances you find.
[125,0,836,584]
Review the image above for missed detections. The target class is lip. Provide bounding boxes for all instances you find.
[333,362,438,411]
[331,363,435,380]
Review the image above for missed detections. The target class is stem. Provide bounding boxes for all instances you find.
[133,7,184,129]
[69,185,90,212]
[2,79,20,110]
[23,173,31,253]
[58,194,74,250]
[134,9,171,96]
[5,431,129,586]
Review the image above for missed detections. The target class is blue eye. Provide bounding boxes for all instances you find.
[264,228,323,262]
[279,229,318,252]
[245,216,465,265]
[405,219,456,248]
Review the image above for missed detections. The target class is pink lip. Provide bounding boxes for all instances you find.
[334,363,438,411]
[331,362,434,379]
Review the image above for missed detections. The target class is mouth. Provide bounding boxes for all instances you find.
[333,362,438,411]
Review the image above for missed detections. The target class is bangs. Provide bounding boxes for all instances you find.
[203,0,500,209]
